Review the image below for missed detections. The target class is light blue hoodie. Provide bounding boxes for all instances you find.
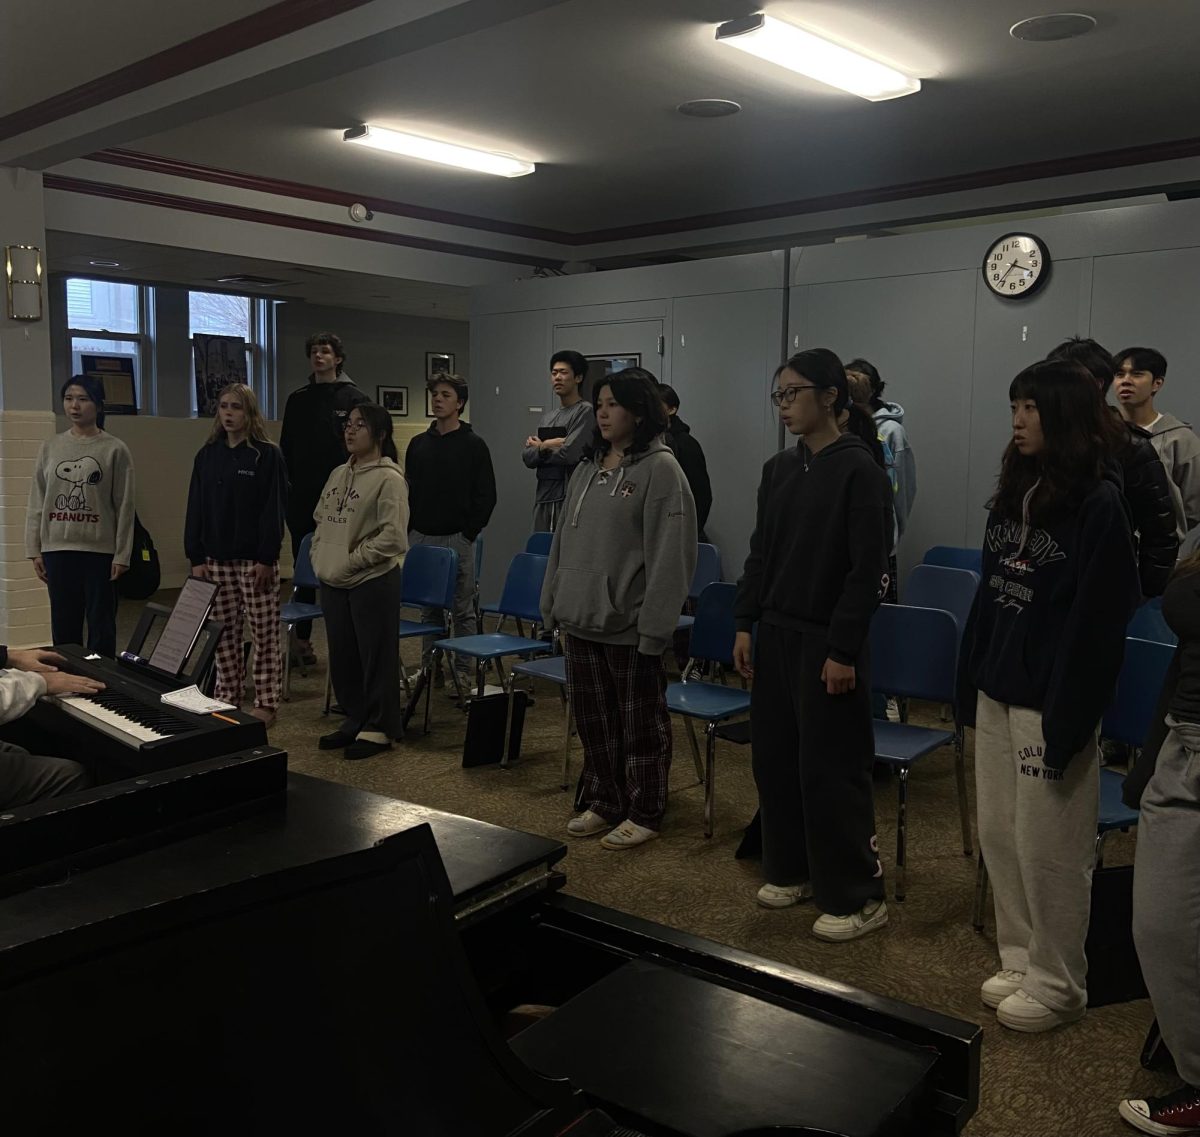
[873,402,916,539]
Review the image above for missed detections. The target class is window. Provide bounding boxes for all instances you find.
[188,291,276,416]
[189,291,251,339]
[66,277,149,409]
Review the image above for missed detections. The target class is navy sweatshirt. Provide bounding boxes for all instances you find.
[959,479,1139,769]
[185,439,288,566]
[404,421,497,541]
[735,435,892,665]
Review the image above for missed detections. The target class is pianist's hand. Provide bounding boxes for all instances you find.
[110,562,128,582]
[7,647,65,673]
[42,671,105,697]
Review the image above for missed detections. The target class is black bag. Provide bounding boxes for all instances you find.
[1084,864,1148,1007]
[117,513,161,600]
[462,691,528,768]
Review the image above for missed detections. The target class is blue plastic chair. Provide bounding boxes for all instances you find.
[280,532,325,701]
[676,542,723,633]
[525,531,553,556]
[434,553,551,698]
[398,545,460,727]
[904,564,980,636]
[505,653,573,785]
[665,582,750,838]
[1127,597,1177,646]
[870,604,972,901]
[923,545,983,576]
[472,535,485,633]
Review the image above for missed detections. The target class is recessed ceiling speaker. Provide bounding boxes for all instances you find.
[677,99,742,118]
[1009,13,1097,41]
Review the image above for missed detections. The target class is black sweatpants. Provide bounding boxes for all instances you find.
[322,566,403,743]
[750,621,884,916]
[42,550,118,656]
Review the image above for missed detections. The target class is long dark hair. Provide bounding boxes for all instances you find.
[587,367,669,458]
[846,357,885,410]
[61,374,106,428]
[989,359,1112,525]
[778,348,881,462]
[355,403,399,462]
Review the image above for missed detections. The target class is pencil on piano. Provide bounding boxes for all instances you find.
[211,712,239,724]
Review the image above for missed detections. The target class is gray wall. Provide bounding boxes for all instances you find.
[469,252,787,600]
[789,197,1200,586]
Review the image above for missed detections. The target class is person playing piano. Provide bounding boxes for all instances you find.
[185,383,288,728]
[0,645,103,809]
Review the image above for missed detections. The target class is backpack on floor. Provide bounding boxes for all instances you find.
[117,513,161,600]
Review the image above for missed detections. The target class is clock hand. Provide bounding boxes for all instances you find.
[999,261,1020,283]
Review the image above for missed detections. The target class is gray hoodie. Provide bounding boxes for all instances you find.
[541,440,697,656]
[1149,412,1200,542]
[873,402,916,539]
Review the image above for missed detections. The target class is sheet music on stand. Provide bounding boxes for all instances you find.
[148,577,219,677]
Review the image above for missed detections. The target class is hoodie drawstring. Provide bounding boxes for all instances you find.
[1017,479,1040,557]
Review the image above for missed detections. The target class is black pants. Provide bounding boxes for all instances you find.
[750,621,884,916]
[288,521,316,641]
[42,550,117,656]
[0,741,89,810]
[322,566,403,742]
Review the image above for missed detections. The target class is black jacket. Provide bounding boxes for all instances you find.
[185,439,288,565]
[405,421,497,541]
[665,416,713,535]
[958,479,1140,769]
[1118,420,1178,598]
[735,435,891,665]
[278,375,370,532]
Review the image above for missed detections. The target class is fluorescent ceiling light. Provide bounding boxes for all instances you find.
[715,14,921,101]
[342,124,535,177]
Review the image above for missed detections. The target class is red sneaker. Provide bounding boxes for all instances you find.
[1120,1085,1200,1135]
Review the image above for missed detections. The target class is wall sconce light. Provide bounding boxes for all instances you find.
[5,244,43,320]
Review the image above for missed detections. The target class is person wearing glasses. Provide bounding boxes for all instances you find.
[310,404,408,761]
[733,349,893,942]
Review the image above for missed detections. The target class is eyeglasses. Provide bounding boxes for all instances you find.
[343,420,367,432]
[770,384,823,407]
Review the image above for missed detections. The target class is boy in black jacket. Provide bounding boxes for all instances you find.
[659,385,713,541]
[405,374,497,689]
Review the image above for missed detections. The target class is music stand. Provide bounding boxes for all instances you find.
[124,603,224,691]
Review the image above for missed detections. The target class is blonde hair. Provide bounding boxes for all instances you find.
[207,383,275,458]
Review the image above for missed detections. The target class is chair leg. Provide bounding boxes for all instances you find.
[684,718,704,785]
[704,721,717,838]
[282,625,292,702]
[323,667,332,716]
[423,652,436,733]
[955,725,973,857]
[1095,831,1110,868]
[501,676,517,769]
[895,766,909,902]
[971,853,989,932]
[561,694,574,790]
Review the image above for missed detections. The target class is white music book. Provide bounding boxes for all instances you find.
[161,685,237,714]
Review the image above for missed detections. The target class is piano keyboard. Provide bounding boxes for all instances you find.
[54,692,196,748]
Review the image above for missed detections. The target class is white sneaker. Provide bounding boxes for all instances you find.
[566,810,611,838]
[756,882,814,909]
[981,969,1026,1009]
[885,697,902,723]
[812,899,889,942]
[600,819,659,849]
[996,988,1085,1032]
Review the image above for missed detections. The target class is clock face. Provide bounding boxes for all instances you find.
[983,233,1049,298]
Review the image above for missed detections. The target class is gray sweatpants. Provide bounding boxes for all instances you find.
[0,740,89,810]
[1133,715,1200,1085]
[532,499,562,534]
[975,693,1099,1014]
[408,530,477,676]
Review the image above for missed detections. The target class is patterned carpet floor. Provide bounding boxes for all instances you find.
[131,598,1177,1137]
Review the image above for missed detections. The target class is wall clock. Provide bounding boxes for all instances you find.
[982,232,1050,298]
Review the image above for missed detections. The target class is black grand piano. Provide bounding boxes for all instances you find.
[0,746,981,1137]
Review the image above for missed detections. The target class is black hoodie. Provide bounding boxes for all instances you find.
[404,420,497,541]
[735,434,892,664]
[959,479,1139,769]
[664,416,713,534]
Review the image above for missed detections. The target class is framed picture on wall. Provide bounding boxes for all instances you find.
[425,351,454,380]
[377,385,409,417]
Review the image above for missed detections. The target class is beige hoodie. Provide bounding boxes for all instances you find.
[310,456,409,588]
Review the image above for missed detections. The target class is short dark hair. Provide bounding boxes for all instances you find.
[353,402,399,462]
[427,371,468,410]
[657,383,680,411]
[61,374,106,428]
[1047,336,1115,393]
[305,332,346,374]
[550,350,588,379]
[1114,346,1168,379]
[778,348,850,414]
[845,358,884,405]
[589,367,669,457]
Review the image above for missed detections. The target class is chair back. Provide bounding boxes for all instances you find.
[497,553,550,624]
[293,532,319,591]
[869,604,958,703]
[923,545,983,575]
[401,544,459,610]
[904,564,979,634]
[689,582,738,664]
[689,542,722,600]
[1101,636,1176,748]
[525,532,553,556]
[1127,597,1177,646]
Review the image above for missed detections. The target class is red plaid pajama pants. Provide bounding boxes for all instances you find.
[206,559,282,710]
[565,635,672,830]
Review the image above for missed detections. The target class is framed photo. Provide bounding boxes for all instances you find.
[377,385,409,417]
[425,351,454,381]
[80,353,139,415]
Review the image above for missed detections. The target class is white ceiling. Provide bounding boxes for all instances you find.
[45,231,471,320]
[114,0,1200,235]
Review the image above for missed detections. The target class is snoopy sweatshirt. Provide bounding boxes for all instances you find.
[25,430,136,564]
